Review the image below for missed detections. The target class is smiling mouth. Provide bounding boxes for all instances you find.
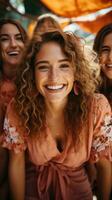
[45,84,65,91]
[106,64,112,69]
[8,51,20,56]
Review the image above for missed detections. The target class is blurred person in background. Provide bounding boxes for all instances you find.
[93,23,112,200]
[32,13,62,35]
[0,19,28,200]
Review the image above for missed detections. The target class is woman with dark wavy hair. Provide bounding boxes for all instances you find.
[93,23,112,105]
[0,18,28,199]
[93,23,112,200]
[2,28,112,200]
[0,18,28,129]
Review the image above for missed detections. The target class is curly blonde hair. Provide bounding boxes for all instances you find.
[15,29,98,145]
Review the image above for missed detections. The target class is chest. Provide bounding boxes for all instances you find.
[47,118,66,152]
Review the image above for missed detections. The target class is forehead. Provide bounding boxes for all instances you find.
[103,32,112,46]
[0,23,20,35]
[36,41,67,60]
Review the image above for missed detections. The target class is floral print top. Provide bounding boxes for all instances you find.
[3,117,27,153]
[1,93,112,167]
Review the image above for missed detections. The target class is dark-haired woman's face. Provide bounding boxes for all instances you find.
[99,32,112,79]
[0,23,25,75]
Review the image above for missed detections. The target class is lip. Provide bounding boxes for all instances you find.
[46,84,64,90]
[7,51,20,56]
[105,64,112,70]
[106,64,112,68]
[45,84,66,92]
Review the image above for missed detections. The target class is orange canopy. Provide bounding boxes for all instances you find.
[76,11,112,33]
[40,0,112,17]
[28,11,112,36]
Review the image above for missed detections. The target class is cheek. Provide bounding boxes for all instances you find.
[1,42,8,50]
[35,70,47,81]
[99,55,106,64]
[101,64,106,73]
[0,45,5,53]
[19,42,24,49]
[101,65,108,77]
[1,49,6,60]
[34,73,42,89]
[69,71,74,81]
[1,45,7,57]
[68,75,74,88]
[70,79,74,88]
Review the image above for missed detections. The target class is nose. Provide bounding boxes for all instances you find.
[49,67,59,81]
[10,38,17,47]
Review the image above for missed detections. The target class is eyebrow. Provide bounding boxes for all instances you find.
[58,58,69,62]
[0,33,22,37]
[35,61,49,65]
[35,58,69,65]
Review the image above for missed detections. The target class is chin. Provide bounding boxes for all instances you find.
[106,74,112,80]
[9,61,19,66]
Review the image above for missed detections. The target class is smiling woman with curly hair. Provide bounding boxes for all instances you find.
[1,27,112,200]
[15,30,98,137]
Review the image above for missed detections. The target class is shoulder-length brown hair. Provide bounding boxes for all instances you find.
[0,19,28,74]
[93,23,112,101]
[15,29,97,145]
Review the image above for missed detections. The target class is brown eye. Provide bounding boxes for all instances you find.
[16,35,23,41]
[36,65,49,71]
[0,37,8,41]
[101,48,109,53]
[60,64,70,68]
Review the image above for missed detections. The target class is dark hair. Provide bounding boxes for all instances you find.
[93,23,112,53]
[0,19,28,74]
[93,23,112,104]
[0,19,27,42]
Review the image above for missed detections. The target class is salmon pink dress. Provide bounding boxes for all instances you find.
[2,94,112,200]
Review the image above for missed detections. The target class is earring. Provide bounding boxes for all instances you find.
[73,82,79,95]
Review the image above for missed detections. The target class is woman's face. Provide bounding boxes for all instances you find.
[0,23,25,69]
[35,41,75,104]
[99,32,112,79]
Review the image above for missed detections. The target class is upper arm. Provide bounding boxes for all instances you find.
[2,100,27,154]
[90,94,112,162]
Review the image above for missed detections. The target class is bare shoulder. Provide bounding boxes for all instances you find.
[92,93,110,109]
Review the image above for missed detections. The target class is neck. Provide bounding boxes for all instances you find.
[3,64,17,80]
[45,100,67,118]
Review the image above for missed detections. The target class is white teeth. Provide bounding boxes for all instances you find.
[107,64,112,68]
[8,51,19,55]
[47,85,64,90]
